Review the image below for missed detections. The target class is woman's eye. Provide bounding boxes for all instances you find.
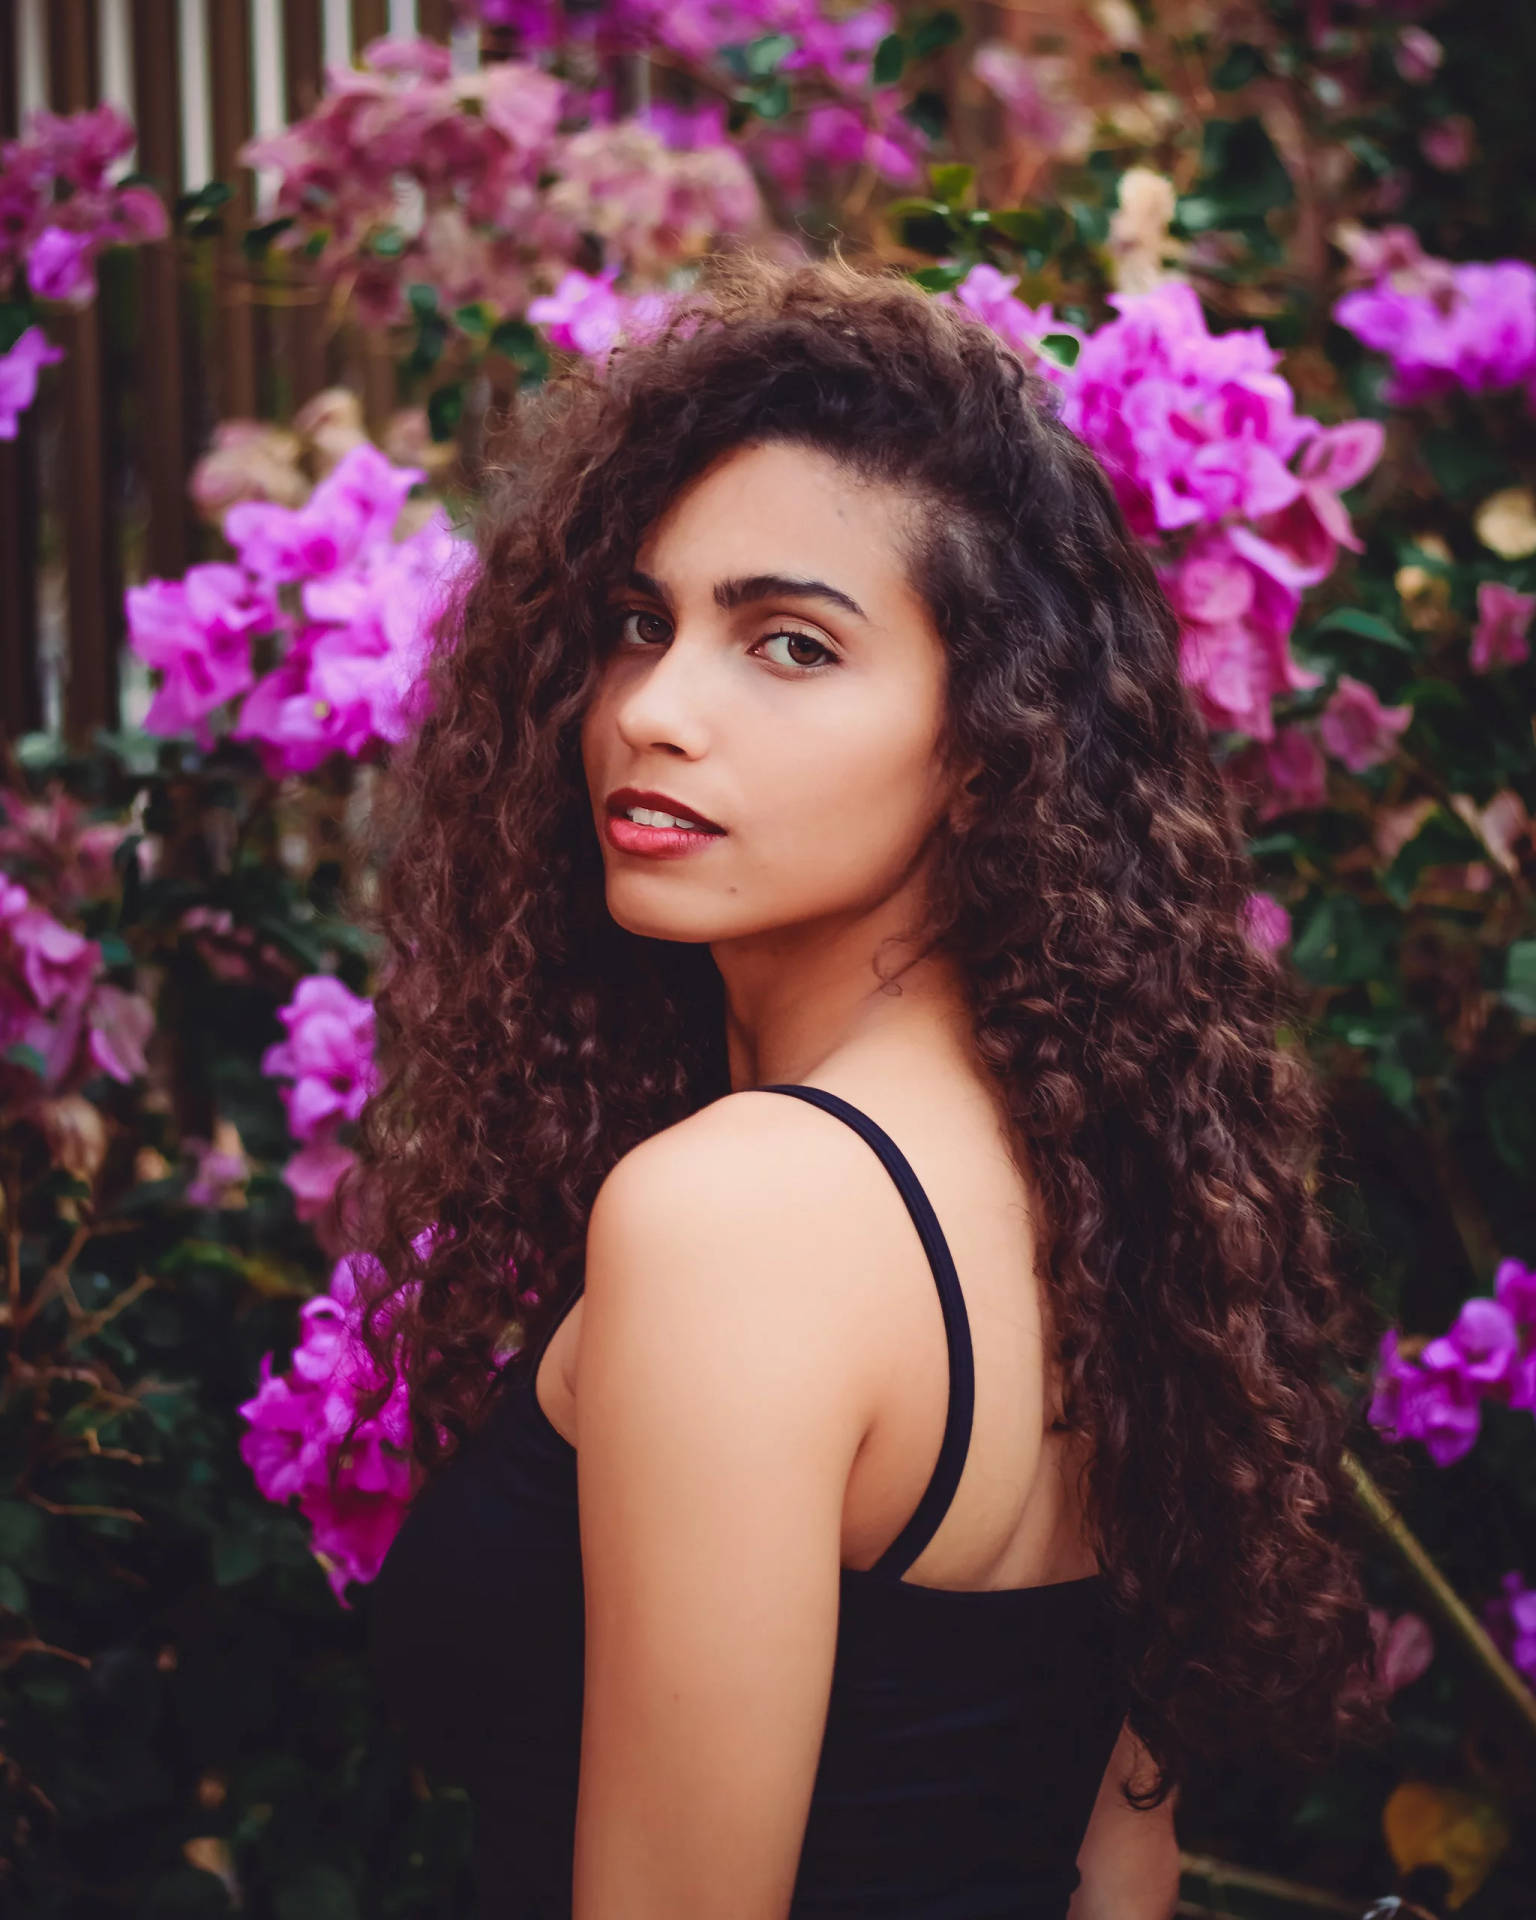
[617,608,671,647]
[756,630,837,672]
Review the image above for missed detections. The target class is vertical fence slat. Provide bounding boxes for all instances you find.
[207,0,256,418]
[417,0,452,42]
[48,0,119,746]
[0,0,43,740]
[132,0,192,584]
[352,0,388,57]
[279,0,328,411]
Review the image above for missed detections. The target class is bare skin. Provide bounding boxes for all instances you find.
[553,439,1179,1918]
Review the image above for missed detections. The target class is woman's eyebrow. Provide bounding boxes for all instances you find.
[623,568,868,622]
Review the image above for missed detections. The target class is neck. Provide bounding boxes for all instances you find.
[712,884,973,1093]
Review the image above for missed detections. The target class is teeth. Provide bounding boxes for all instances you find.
[624,805,712,831]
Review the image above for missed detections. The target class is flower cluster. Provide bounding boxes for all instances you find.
[127,441,475,771]
[946,267,1384,747]
[243,37,765,334]
[238,1251,417,1603]
[1482,1571,1536,1689]
[1369,1259,1536,1467]
[260,975,377,1224]
[1333,226,1536,412]
[0,874,151,1097]
[0,103,167,305]
[0,104,167,436]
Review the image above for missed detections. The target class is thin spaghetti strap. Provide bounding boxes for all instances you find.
[757,1083,976,1580]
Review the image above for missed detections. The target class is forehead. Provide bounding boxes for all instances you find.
[637,441,924,611]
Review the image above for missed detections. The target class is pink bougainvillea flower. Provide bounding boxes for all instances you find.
[261,974,377,1142]
[238,1249,433,1604]
[0,326,64,438]
[1368,1328,1484,1467]
[1469,581,1535,673]
[86,983,154,1083]
[1369,1608,1435,1696]
[1494,1258,1536,1333]
[1482,1571,1536,1685]
[26,223,96,303]
[1420,1296,1523,1394]
[125,563,273,743]
[1318,675,1413,772]
[1242,892,1292,954]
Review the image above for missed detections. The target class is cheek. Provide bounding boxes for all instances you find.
[753,702,946,877]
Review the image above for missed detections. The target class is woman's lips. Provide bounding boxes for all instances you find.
[604,814,726,859]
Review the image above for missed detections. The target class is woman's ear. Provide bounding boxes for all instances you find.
[945,759,987,834]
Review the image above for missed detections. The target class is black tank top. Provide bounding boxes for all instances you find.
[369,1084,1129,1918]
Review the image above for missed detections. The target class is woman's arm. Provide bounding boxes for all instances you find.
[568,1104,876,1920]
[1068,1718,1181,1920]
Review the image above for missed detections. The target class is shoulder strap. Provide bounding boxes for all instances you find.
[757,1083,976,1580]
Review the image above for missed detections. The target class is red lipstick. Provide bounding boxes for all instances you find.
[603,786,726,860]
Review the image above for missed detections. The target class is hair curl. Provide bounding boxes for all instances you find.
[346,250,1389,1804]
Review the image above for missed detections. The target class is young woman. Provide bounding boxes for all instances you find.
[361,253,1385,1919]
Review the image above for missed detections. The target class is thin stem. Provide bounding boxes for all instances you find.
[1345,1449,1536,1745]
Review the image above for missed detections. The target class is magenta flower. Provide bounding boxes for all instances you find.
[1470,581,1534,673]
[1242,892,1292,954]
[26,224,96,303]
[125,564,273,743]
[1482,1571,1536,1686]
[261,975,377,1143]
[87,983,154,1083]
[0,326,64,438]
[1495,1258,1536,1333]
[1420,1297,1523,1395]
[1318,675,1413,772]
[1335,246,1536,409]
[282,1137,358,1226]
[238,1249,437,1603]
[1368,1328,1483,1467]
[528,265,673,361]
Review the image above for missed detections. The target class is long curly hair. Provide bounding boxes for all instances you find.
[346,250,1389,1802]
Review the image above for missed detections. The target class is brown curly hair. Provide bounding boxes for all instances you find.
[345,250,1390,1805]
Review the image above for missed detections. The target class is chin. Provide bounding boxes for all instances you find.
[604,889,732,945]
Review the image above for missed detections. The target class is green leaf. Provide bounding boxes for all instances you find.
[490,317,551,385]
[911,8,963,57]
[1310,608,1415,652]
[212,1526,266,1587]
[910,263,969,293]
[274,1864,359,1920]
[367,224,406,260]
[887,199,956,256]
[742,75,791,119]
[406,281,438,320]
[1485,1047,1536,1174]
[1039,332,1081,368]
[427,382,465,443]
[242,216,293,262]
[1212,43,1265,90]
[0,1565,28,1614]
[928,161,975,208]
[1381,807,1483,908]
[901,89,949,142]
[1420,427,1508,504]
[0,1501,47,1573]
[4,1041,46,1078]
[1504,941,1536,1018]
[744,31,794,75]
[873,32,907,86]
[986,206,1054,249]
[1289,894,1393,987]
[453,301,493,339]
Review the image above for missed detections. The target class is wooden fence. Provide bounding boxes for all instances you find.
[0,0,463,749]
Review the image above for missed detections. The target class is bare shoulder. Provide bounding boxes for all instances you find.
[579,1088,894,1445]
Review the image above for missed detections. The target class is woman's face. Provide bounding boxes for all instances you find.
[579,439,959,949]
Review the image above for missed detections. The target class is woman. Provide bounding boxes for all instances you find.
[360,253,1385,1919]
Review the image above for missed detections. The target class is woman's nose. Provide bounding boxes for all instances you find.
[612,631,712,757]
